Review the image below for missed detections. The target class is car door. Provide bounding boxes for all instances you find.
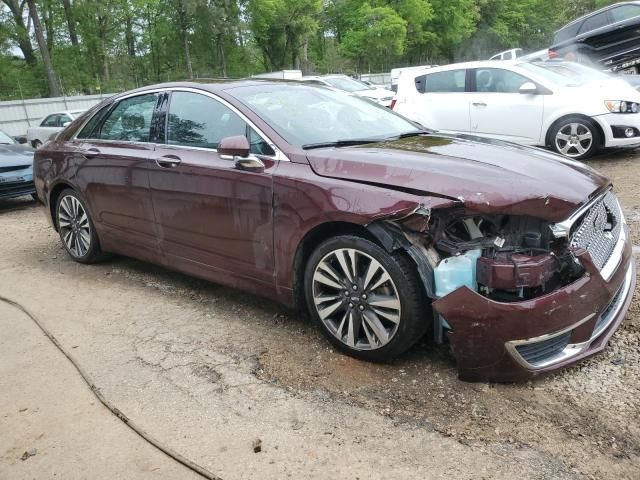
[408,69,471,132]
[72,92,160,258]
[469,68,544,144]
[147,89,276,286]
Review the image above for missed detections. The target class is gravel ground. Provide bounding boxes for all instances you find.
[0,147,639,479]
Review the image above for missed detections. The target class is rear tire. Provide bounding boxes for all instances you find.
[304,235,428,361]
[55,189,105,264]
[549,116,600,160]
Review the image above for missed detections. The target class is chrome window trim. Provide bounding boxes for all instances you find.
[505,263,633,370]
[72,86,289,162]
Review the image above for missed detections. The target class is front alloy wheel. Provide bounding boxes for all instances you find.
[305,235,428,361]
[312,248,402,350]
[551,118,599,160]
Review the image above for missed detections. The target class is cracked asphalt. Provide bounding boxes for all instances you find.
[1,148,639,479]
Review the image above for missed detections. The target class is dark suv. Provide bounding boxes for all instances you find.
[549,2,640,74]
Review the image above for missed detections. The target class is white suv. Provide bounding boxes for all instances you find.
[393,60,640,159]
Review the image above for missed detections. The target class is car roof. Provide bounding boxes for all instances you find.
[555,1,640,33]
[401,60,521,76]
[104,80,330,102]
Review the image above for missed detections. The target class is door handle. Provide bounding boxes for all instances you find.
[472,102,487,107]
[83,147,100,158]
[155,155,182,168]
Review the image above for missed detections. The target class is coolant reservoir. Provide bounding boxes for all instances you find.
[434,249,481,298]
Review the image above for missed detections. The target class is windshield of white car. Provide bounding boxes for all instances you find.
[323,76,371,92]
[0,131,14,144]
[518,62,586,86]
[230,84,421,148]
[528,61,610,83]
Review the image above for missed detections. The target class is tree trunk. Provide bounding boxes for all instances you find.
[178,0,193,79]
[217,34,227,77]
[3,0,37,66]
[124,4,136,57]
[61,0,79,45]
[26,0,60,96]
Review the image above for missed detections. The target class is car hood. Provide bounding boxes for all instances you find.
[305,134,609,222]
[355,89,395,100]
[0,144,34,168]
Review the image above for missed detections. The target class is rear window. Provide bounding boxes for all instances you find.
[415,70,466,93]
[554,23,581,43]
[610,4,640,23]
[578,12,610,34]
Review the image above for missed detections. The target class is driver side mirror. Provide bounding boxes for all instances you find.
[519,82,538,94]
[62,121,71,127]
[218,135,265,173]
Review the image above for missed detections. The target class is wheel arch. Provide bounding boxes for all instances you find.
[545,113,606,149]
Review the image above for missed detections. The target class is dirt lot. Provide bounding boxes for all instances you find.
[1,149,639,479]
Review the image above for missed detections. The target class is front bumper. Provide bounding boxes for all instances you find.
[433,224,635,382]
[0,172,35,199]
[596,112,640,148]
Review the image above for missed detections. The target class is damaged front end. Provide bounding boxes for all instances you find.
[367,189,634,381]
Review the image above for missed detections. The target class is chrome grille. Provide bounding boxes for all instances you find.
[570,191,622,270]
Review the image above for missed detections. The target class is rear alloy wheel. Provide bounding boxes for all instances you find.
[305,235,427,361]
[56,189,103,263]
[551,118,599,160]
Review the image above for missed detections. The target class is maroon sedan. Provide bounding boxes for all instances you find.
[33,81,635,381]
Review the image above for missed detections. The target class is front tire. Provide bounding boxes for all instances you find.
[55,189,104,263]
[549,117,600,160]
[304,235,428,361]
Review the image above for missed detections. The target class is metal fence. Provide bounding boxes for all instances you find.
[0,93,116,137]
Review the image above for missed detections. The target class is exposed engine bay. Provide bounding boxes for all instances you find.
[432,213,584,302]
[376,206,587,303]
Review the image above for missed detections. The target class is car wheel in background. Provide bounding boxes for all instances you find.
[32,140,42,149]
[550,117,600,160]
[305,235,428,361]
[55,189,104,264]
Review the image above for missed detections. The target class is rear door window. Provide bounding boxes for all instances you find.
[415,70,466,93]
[578,13,610,34]
[96,93,158,142]
[610,5,640,23]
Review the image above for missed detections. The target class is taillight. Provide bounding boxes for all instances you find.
[390,98,397,110]
[548,48,558,59]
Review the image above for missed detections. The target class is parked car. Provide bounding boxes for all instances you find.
[301,75,395,107]
[0,129,36,200]
[549,1,640,74]
[27,110,85,148]
[34,81,634,382]
[393,60,640,159]
[489,48,523,60]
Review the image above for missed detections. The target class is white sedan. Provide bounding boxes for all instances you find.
[27,110,85,148]
[393,60,640,159]
[301,75,395,107]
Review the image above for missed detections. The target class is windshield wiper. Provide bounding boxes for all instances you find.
[391,130,432,140]
[302,138,384,150]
